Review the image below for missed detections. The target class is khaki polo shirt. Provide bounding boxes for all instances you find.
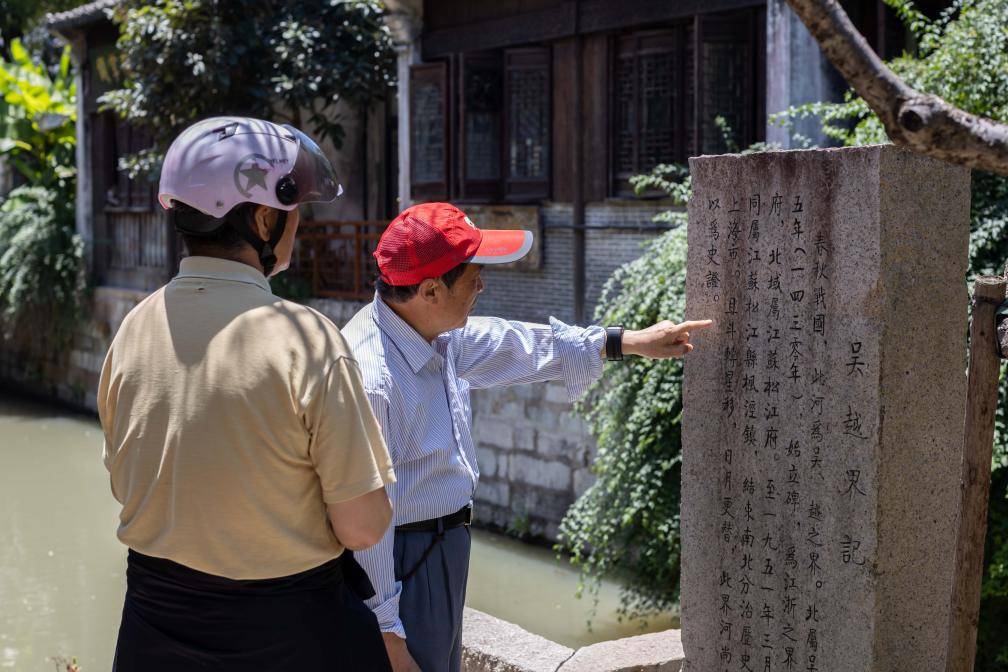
[98,256,395,580]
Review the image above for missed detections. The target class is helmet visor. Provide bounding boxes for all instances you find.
[282,124,343,204]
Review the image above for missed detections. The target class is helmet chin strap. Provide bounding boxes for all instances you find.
[232,208,288,277]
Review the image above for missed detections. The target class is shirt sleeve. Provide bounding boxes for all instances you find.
[453,317,606,401]
[305,357,396,504]
[353,388,407,638]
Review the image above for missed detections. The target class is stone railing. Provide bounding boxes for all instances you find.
[461,608,684,672]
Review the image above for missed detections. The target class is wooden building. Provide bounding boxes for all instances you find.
[385,0,946,324]
[47,0,947,323]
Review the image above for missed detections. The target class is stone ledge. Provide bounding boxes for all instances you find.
[462,608,574,672]
[461,608,684,672]
[558,629,684,672]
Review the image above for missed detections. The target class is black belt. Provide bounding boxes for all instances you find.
[395,504,472,533]
[394,505,472,583]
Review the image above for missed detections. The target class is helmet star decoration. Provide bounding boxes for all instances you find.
[233,153,274,197]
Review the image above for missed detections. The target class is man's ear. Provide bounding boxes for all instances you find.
[418,277,441,304]
[252,205,276,242]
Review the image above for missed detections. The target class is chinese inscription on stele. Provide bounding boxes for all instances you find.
[680,146,970,672]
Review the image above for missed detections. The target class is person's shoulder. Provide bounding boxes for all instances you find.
[341,302,377,343]
[113,287,167,339]
[270,299,356,358]
[341,303,390,391]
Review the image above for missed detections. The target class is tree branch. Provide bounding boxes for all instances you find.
[784,0,1008,175]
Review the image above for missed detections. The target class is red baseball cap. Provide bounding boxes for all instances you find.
[374,202,534,286]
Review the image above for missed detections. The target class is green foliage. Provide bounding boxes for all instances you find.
[0,37,82,356]
[0,37,76,198]
[771,0,1008,148]
[506,512,532,540]
[558,117,780,620]
[0,0,80,61]
[0,186,85,353]
[558,225,690,618]
[103,0,396,178]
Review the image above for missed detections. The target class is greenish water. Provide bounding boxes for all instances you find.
[0,393,675,670]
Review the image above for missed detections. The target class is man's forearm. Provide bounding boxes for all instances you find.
[600,319,714,360]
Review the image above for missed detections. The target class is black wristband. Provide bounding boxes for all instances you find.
[605,326,624,361]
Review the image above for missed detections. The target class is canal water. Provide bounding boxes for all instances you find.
[0,392,675,670]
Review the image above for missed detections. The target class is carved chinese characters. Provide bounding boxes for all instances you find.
[681,146,970,671]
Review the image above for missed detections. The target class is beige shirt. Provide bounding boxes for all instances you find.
[98,256,395,580]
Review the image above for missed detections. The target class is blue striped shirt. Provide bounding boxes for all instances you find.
[342,295,606,637]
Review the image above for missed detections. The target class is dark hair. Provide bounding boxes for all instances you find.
[175,201,257,255]
[375,263,468,304]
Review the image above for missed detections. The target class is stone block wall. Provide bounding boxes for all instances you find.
[472,205,578,325]
[0,287,147,411]
[468,381,597,540]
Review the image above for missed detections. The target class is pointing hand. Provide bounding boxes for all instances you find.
[621,319,715,359]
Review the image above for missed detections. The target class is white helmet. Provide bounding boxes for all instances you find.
[158,116,342,275]
[158,116,342,224]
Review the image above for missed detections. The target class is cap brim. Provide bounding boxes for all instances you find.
[470,229,534,265]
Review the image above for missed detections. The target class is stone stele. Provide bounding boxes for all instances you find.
[680,145,970,672]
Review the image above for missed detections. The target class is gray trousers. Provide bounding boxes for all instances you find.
[393,525,472,672]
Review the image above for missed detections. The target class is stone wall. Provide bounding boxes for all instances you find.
[469,382,596,541]
[461,607,684,672]
[0,286,147,410]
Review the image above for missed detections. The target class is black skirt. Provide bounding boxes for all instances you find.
[113,550,392,672]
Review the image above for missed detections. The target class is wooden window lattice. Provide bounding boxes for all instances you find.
[507,65,548,179]
[410,62,450,200]
[463,55,502,183]
[504,47,550,200]
[612,29,686,195]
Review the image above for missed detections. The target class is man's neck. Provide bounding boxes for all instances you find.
[384,298,443,343]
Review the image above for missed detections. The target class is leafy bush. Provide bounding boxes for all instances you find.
[0,186,84,352]
[0,37,82,356]
[0,37,76,198]
[557,139,769,619]
[558,224,689,618]
[103,0,396,177]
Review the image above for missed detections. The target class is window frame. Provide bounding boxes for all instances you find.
[409,46,552,205]
[608,9,764,198]
[502,46,552,202]
[608,25,693,198]
[409,61,452,202]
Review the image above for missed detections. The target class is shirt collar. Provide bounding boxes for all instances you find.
[175,256,271,293]
[372,294,439,374]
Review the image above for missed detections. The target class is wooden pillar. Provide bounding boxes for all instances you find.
[572,1,586,325]
[946,274,1007,672]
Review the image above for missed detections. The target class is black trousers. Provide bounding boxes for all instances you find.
[113,550,392,672]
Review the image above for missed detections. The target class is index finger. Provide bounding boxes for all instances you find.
[677,319,714,331]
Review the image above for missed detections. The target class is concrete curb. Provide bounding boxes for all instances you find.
[461,608,684,672]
